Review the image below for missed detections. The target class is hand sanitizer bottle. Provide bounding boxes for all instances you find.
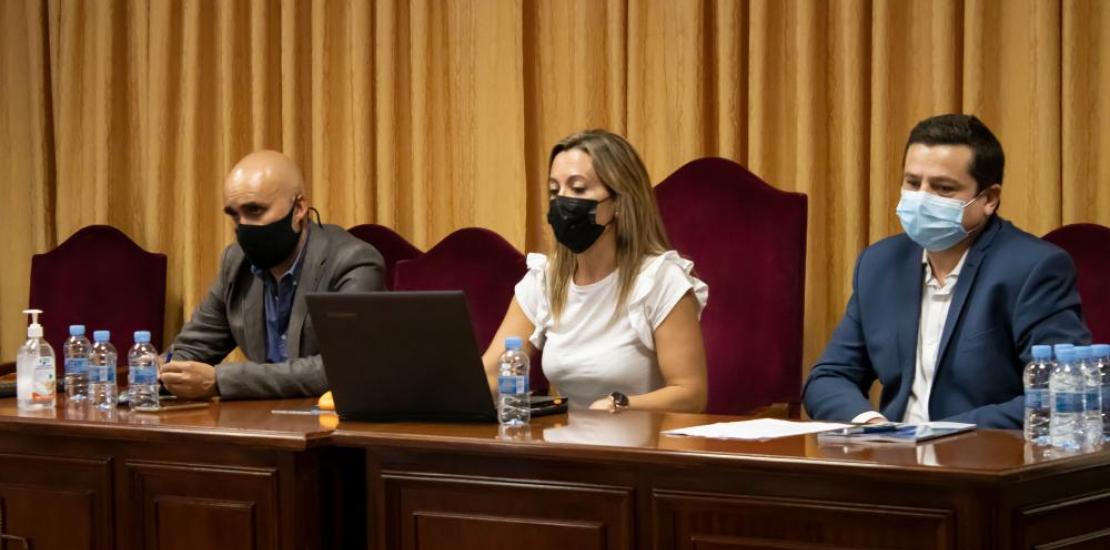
[17,309,57,410]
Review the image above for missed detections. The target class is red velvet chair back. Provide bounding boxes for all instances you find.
[348,224,422,289]
[392,228,548,394]
[29,225,168,371]
[655,158,808,415]
[1043,223,1110,343]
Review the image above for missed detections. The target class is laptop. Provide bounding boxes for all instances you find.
[307,291,536,422]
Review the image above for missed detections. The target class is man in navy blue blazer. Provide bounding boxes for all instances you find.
[804,114,1091,429]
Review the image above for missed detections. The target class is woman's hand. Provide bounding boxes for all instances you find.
[589,397,612,411]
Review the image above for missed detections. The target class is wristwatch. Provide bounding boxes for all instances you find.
[608,391,630,412]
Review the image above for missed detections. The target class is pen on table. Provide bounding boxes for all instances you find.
[159,346,173,392]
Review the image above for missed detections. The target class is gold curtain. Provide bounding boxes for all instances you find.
[3,1,1109,387]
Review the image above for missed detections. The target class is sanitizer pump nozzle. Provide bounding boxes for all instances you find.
[23,309,44,339]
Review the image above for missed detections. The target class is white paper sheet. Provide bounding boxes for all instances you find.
[662,418,851,441]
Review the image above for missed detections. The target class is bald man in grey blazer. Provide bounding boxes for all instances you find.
[162,151,384,400]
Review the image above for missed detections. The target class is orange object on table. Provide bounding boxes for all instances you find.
[317,391,335,411]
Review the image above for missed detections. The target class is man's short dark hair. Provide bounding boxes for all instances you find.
[904,114,1005,192]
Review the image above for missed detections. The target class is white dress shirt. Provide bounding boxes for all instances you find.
[852,249,968,424]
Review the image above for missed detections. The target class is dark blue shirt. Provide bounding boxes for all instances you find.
[250,233,309,364]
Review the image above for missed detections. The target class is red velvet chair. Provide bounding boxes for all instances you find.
[28,225,168,374]
[348,224,422,290]
[655,157,808,416]
[1043,223,1110,343]
[392,228,549,395]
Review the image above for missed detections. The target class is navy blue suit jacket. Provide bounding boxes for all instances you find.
[803,216,1091,428]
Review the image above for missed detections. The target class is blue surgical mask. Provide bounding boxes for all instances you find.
[896,189,982,251]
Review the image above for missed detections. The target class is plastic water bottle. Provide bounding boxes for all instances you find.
[1023,345,1052,445]
[1092,343,1110,440]
[1050,347,1084,452]
[88,331,118,410]
[1092,344,1110,442]
[64,325,92,401]
[127,331,160,410]
[1075,346,1103,450]
[497,337,530,426]
[1051,343,1073,393]
[16,309,56,410]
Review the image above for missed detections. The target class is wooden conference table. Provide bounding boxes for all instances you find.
[0,397,1107,550]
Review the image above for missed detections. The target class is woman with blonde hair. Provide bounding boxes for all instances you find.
[483,130,708,413]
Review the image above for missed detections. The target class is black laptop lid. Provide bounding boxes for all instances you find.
[306,291,497,422]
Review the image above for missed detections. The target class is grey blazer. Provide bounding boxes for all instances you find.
[172,223,384,399]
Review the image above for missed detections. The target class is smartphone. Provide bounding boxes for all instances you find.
[131,400,211,413]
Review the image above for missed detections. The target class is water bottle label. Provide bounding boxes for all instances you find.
[32,357,55,399]
[131,366,158,385]
[90,365,112,383]
[498,375,526,396]
[1103,387,1110,409]
[1086,390,1102,411]
[1024,388,1047,409]
[1053,392,1084,414]
[65,357,88,375]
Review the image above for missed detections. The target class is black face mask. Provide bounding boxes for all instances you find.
[236,200,302,270]
[546,195,612,253]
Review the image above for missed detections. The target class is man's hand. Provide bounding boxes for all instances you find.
[161,361,219,399]
[865,416,889,425]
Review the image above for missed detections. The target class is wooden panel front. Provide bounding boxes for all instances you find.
[654,490,955,550]
[1017,489,1110,549]
[0,453,111,550]
[383,472,634,550]
[126,460,279,550]
[153,496,256,550]
[0,485,97,550]
[414,512,605,549]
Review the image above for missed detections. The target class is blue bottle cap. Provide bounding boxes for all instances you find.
[1052,343,1074,358]
[1092,344,1110,358]
[1074,346,1091,360]
[1031,345,1052,361]
[134,331,151,344]
[505,336,523,351]
[69,325,86,336]
[93,330,110,343]
[1057,348,1076,364]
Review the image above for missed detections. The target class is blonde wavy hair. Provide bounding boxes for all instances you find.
[547,130,672,322]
